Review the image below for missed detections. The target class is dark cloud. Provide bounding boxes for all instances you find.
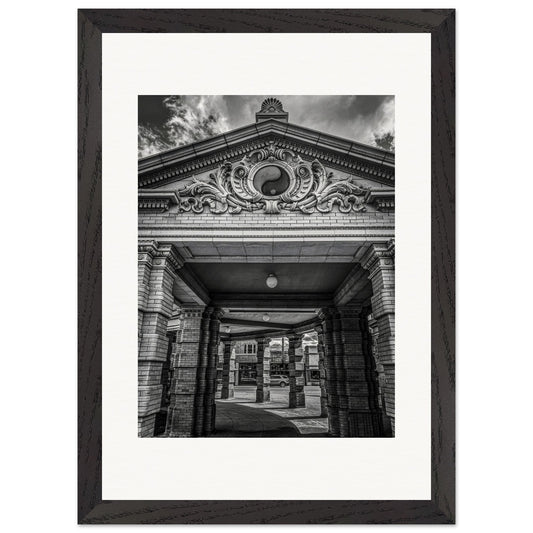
[138,95,394,158]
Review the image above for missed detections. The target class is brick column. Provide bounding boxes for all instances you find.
[220,341,235,399]
[215,341,224,399]
[331,309,350,436]
[138,242,182,437]
[315,326,329,418]
[256,338,271,402]
[165,306,205,437]
[287,333,306,408]
[203,308,223,436]
[337,305,383,437]
[362,240,395,435]
[318,309,340,436]
[192,307,214,437]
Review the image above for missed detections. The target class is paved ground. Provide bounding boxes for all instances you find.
[211,385,329,438]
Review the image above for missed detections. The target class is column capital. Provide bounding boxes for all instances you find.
[318,307,338,321]
[153,243,184,273]
[204,307,224,321]
[180,306,205,319]
[336,304,364,317]
[361,241,395,278]
[139,241,184,273]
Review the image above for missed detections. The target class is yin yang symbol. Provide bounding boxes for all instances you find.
[253,165,290,197]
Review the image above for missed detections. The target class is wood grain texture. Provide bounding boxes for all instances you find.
[78,8,455,524]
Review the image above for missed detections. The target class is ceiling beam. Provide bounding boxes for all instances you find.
[172,267,210,306]
[334,264,372,306]
[226,327,293,341]
[221,317,293,330]
[211,293,333,309]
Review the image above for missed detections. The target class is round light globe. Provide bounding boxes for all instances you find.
[262,313,270,322]
[266,273,278,289]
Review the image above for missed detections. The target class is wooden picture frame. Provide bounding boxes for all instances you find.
[78,9,455,524]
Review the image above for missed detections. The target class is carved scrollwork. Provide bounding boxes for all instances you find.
[176,141,368,215]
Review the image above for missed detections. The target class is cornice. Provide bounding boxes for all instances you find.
[138,191,179,212]
[138,121,395,189]
[364,190,395,212]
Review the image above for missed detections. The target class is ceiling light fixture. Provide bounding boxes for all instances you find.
[262,313,270,322]
[225,326,231,333]
[266,273,278,289]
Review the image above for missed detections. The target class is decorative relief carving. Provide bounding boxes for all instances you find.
[175,142,368,215]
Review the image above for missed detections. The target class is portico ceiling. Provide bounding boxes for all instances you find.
[185,262,353,294]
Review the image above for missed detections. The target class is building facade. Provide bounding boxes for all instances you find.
[138,98,395,438]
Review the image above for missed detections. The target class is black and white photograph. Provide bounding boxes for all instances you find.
[138,95,395,438]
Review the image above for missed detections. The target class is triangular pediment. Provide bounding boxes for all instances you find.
[138,119,394,189]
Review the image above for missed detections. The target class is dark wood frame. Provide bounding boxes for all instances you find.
[78,9,455,524]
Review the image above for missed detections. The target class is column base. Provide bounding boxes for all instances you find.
[138,413,157,437]
[289,391,306,408]
[347,410,384,437]
[256,388,271,402]
[221,385,234,399]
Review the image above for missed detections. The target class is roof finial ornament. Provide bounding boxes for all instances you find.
[256,97,289,124]
[261,98,284,113]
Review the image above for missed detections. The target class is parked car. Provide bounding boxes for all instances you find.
[270,374,289,387]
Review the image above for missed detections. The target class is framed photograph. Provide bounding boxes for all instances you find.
[78,9,455,524]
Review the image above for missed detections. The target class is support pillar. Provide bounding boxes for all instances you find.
[331,309,349,436]
[315,326,329,418]
[165,306,205,437]
[215,342,224,399]
[362,240,395,435]
[138,242,182,437]
[287,333,305,408]
[220,341,235,399]
[318,309,340,436]
[202,308,223,436]
[337,305,384,437]
[256,338,271,402]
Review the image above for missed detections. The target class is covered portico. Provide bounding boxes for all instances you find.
[138,236,395,438]
[138,98,395,438]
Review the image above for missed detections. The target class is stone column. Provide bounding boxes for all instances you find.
[138,242,182,437]
[331,309,350,436]
[220,341,235,399]
[318,309,340,435]
[367,313,393,436]
[362,240,395,434]
[315,326,329,418]
[202,308,223,436]
[215,342,224,399]
[287,333,306,408]
[165,306,205,437]
[192,307,214,437]
[255,338,271,402]
[337,305,383,437]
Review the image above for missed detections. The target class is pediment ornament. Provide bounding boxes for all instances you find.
[176,141,368,215]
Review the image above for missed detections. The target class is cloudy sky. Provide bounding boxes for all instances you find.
[138,95,394,159]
